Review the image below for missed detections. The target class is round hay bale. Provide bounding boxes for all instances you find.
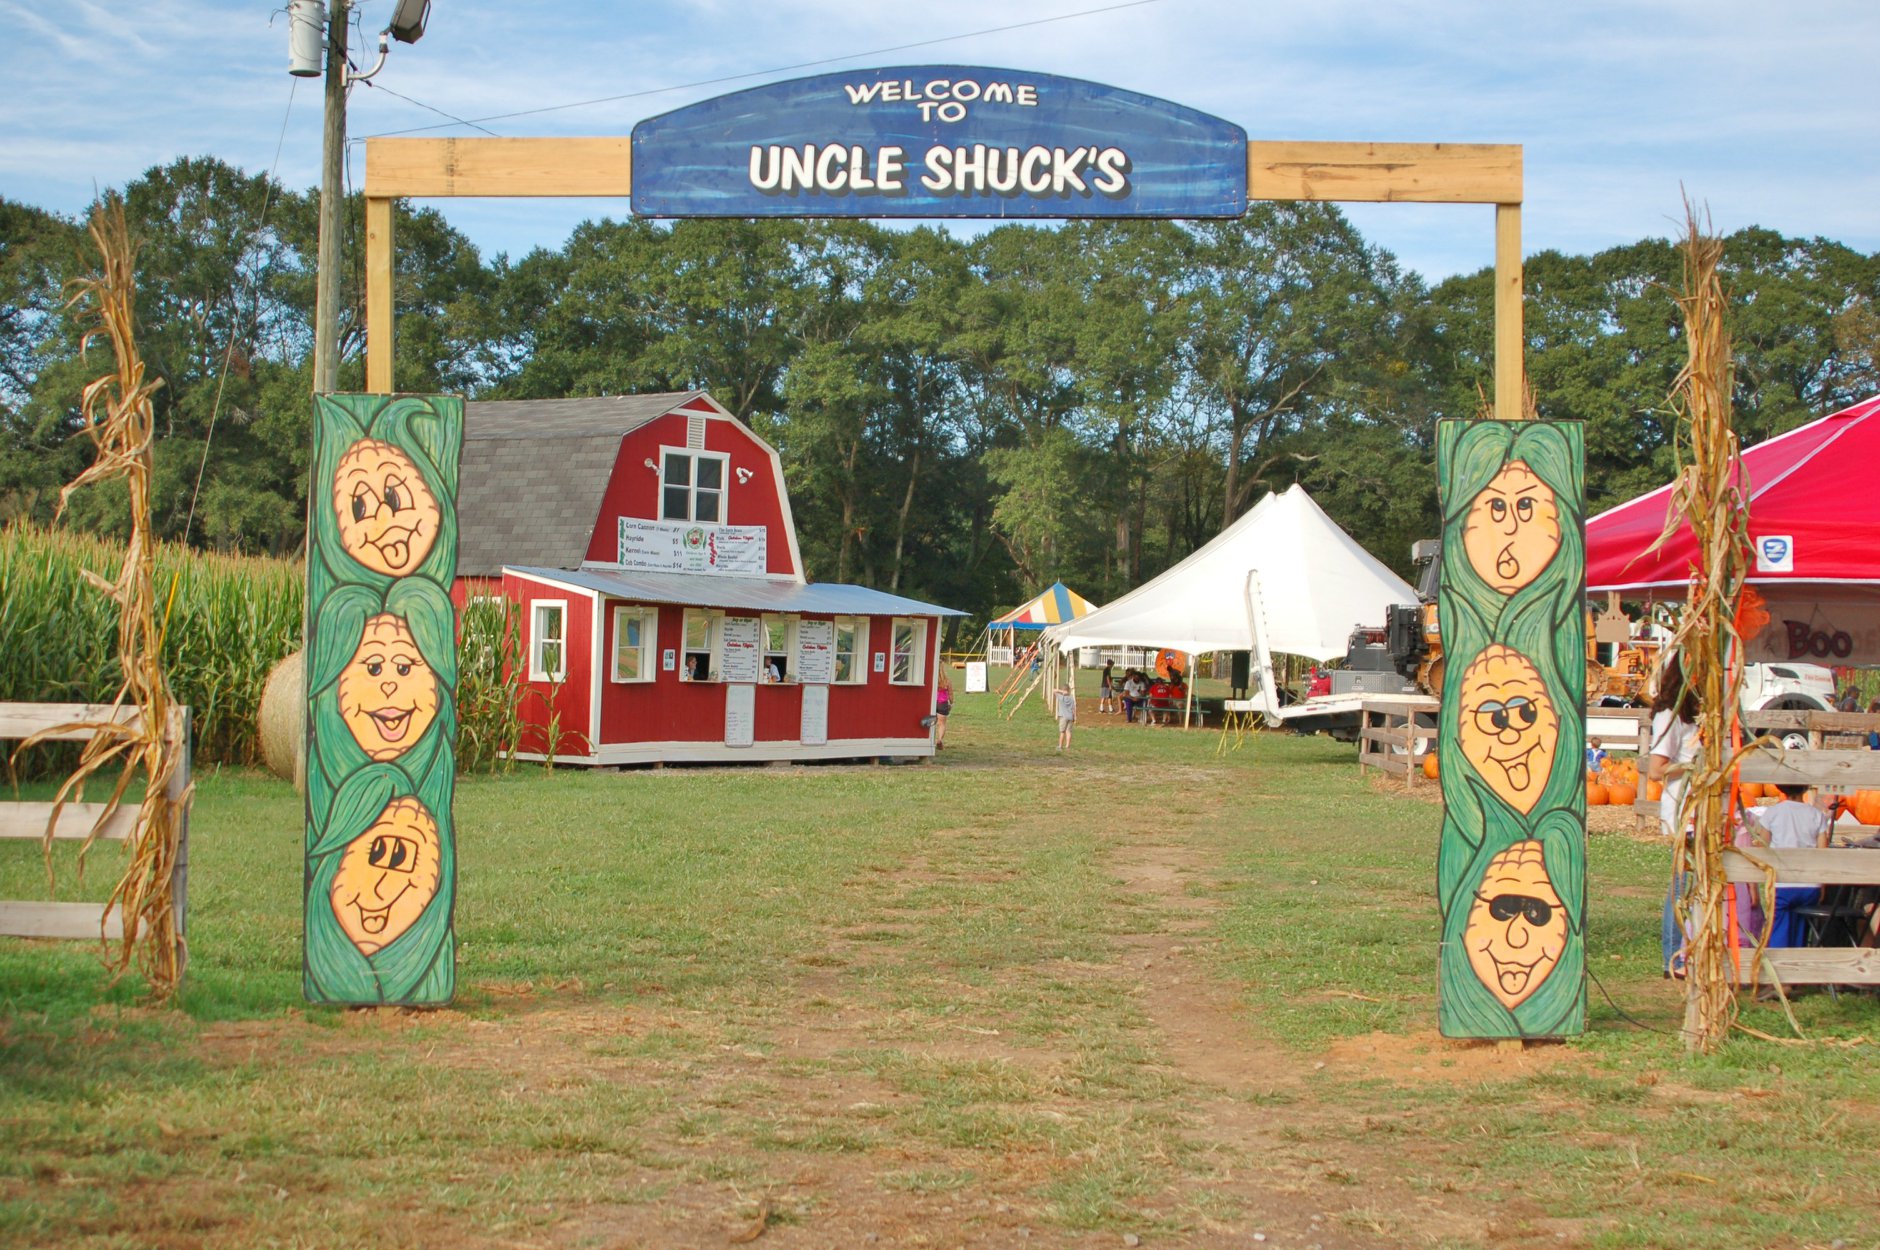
[258,649,304,786]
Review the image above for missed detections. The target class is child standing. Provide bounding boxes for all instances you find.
[1098,660,1116,714]
[1054,681,1077,750]
[1745,783,1831,947]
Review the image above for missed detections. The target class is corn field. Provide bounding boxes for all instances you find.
[0,524,303,766]
[2,524,525,774]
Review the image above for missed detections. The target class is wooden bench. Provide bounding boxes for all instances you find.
[1144,696,1206,727]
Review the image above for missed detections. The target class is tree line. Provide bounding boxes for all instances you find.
[4,156,1877,625]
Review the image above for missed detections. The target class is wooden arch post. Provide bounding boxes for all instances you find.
[363,137,1522,416]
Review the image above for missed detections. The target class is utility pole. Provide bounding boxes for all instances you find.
[312,0,350,395]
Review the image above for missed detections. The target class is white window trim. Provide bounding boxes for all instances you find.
[610,605,658,684]
[658,445,731,524]
[680,608,724,683]
[889,617,925,687]
[760,614,798,684]
[833,616,869,686]
[528,599,569,683]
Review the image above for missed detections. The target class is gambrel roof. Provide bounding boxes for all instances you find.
[456,391,727,577]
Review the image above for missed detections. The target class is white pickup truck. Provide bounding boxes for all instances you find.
[1741,662,1837,713]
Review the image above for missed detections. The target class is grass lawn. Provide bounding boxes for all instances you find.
[2,674,1876,1249]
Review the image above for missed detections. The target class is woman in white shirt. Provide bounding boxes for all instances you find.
[1648,653,1700,976]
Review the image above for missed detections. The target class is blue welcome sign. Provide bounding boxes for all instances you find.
[631,66,1248,219]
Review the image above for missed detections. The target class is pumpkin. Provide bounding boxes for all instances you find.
[1422,753,1440,779]
[1647,779,1664,802]
[1737,782,1763,802]
[1608,783,1638,807]
[1587,779,1610,807]
[1851,790,1880,827]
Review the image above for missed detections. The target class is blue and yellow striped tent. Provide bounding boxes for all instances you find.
[991,582,1097,630]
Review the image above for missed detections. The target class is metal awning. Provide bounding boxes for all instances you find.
[504,565,965,617]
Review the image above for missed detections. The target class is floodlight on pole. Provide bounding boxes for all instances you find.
[389,0,431,44]
[287,0,327,77]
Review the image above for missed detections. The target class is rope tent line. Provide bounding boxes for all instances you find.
[356,0,1172,140]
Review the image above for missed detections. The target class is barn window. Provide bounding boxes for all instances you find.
[681,609,721,682]
[611,606,657,683]
[660,448,728,524]
[762,615,795,682]
[890,618,924,685]
[529,600,567,683]
[833,617,868,684]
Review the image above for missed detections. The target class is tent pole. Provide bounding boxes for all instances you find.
[1244,571,1285,727]
[1184,652,1195,729]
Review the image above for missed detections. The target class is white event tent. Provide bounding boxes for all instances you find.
[1042,485,1417,720]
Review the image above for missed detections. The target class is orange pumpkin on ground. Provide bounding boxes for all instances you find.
[1738,782,1764,801]
[1608,783,1638,807]
[1587,779,1610,806]
[1422,753,1440,779]
[1851,790,1880,827]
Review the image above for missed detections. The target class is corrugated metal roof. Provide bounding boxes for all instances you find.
[506,565,966,617]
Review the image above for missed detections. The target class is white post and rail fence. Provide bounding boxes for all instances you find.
[0,703,191,972]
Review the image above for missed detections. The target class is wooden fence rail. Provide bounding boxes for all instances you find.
[1357,697,1439,787]
[0,703,191,965]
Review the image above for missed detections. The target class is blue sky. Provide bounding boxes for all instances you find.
[2,0,1875,281]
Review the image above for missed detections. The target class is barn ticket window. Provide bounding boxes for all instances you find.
[762,615,795,683]
[611,606,658,683]
[833,617,868,684]
[890,617,924,685]
[681,609,721,682]
[660,448,728,523]
[529,600,567,682]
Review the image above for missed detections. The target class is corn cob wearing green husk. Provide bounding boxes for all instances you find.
[304,394,462,1005]
[1435,419,1586,1039]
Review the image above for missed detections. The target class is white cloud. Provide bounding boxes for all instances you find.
[1,0,1875,279]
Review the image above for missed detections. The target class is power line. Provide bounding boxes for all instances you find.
[359,77,501,137]
[360,0,1171,139]
[182,75,300,549]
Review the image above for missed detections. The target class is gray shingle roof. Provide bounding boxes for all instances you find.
[457,393,707,577]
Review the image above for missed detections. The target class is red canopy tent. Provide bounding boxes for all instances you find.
[1585,394,1880,663]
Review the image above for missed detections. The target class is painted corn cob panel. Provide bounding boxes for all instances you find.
[1435,419,1586,1039]
[304,394,463,1005]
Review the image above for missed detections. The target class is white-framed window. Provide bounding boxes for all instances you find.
[890,617,925,686]
[761,614,796,683]
[681,608,721,682]
[529,599,568,682]
[833,616,869,685]
[611,605,658,683]
[660,447,729,523]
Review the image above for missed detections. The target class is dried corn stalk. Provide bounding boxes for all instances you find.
[20,198,192,997]
[1656,206,1751,1051]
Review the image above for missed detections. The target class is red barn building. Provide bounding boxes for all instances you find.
[455,392,961,765]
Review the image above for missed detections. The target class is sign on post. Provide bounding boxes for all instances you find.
[1434,419,1586,1040]
[304,394,462,1007]
[632,65,1248,219]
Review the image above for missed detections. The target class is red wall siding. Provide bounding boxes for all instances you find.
[581,413,799,577]
[502,571,595,759]
[595,607,937,746]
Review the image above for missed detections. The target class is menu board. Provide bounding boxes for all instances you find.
[617,517,768,576]
[720,615,761,684]
[796,619,834,685]
[724,683,755,747]
[800,683,828,747]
